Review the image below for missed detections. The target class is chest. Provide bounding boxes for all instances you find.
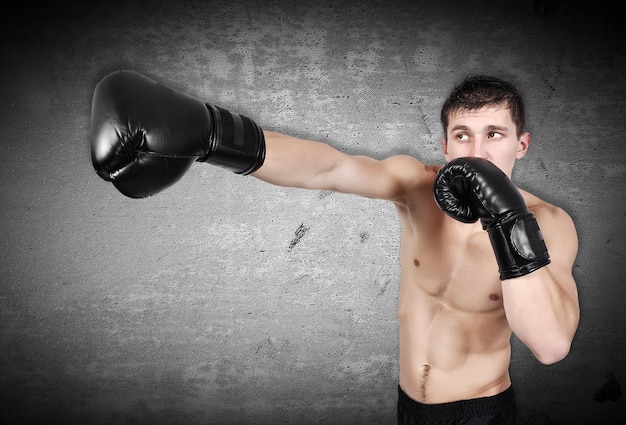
[402,225,504,313]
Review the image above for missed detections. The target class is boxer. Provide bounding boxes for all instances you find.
[91,72,579,424]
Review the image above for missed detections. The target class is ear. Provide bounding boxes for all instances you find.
[516,132,530,159]
[440,137,450,160]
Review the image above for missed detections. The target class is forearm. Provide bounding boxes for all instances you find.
[252,131,345,190]
[502,267,580,364]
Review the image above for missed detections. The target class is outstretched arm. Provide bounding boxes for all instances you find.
[253,131,428,206]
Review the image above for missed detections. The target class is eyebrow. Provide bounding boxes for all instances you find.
[487,125,509,132]
[449,124,510,133]
[450,125,469,133]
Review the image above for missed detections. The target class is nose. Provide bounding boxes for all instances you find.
[470,140,489,159]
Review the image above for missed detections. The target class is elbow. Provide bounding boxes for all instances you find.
[533,339,572,365]
[533,316,579,365]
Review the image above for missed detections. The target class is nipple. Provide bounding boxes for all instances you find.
[489,293,500,301]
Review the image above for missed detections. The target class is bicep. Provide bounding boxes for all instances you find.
[542,208,578,268]
[326,154,428,204]
[539,207,579,294]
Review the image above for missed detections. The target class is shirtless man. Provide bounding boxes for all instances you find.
[90,71,580,424]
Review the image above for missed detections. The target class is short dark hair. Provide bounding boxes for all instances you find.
[440,75,526,137]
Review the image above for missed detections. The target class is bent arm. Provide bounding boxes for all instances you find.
[502,206,580,364]
[253,131,427,205]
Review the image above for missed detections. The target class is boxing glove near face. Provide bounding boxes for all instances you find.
[434,157,551,280]
[90,70,265,198]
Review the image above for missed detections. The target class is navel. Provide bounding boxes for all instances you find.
[489,293,500,301]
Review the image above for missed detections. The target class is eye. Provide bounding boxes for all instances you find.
[455,133,469,141]
[488,131,503,139]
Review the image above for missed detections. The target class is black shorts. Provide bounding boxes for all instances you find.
[397,385,517,425]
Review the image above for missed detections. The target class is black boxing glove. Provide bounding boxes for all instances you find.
[90,70,265,198]
[433,157,551,280]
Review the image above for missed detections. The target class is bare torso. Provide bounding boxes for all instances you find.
[254,132,574,404]
[395,165,543,404]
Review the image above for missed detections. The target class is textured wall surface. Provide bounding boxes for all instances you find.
[1,0,625,424]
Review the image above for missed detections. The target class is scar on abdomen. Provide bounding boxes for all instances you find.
[420,364,430,401]
[489,293,500,301]
[414,258,420,267]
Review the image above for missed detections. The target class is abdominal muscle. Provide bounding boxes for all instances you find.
[394,189,515,404]
[398,280,513,404]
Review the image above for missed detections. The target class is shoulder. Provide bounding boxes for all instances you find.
[521,189,574,227]
[520,188,579,257]
[379,155,439,205]
[381,155,439,183]
[381,154,435,171]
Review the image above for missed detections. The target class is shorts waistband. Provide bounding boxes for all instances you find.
[398,385,516,421]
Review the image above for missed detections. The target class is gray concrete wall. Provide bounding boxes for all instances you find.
[1,0,624,423]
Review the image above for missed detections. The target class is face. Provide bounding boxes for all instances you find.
[440,105,530,177]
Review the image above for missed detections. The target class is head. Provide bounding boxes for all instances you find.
[440,75,530,177]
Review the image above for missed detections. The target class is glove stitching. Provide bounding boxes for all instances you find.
[136,150,199,159]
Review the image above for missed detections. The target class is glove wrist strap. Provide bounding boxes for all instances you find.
[486,211,551,280]
[201,104,266,175]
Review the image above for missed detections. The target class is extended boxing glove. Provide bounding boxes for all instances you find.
[433,157,551,280]
[90,70,265,198]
